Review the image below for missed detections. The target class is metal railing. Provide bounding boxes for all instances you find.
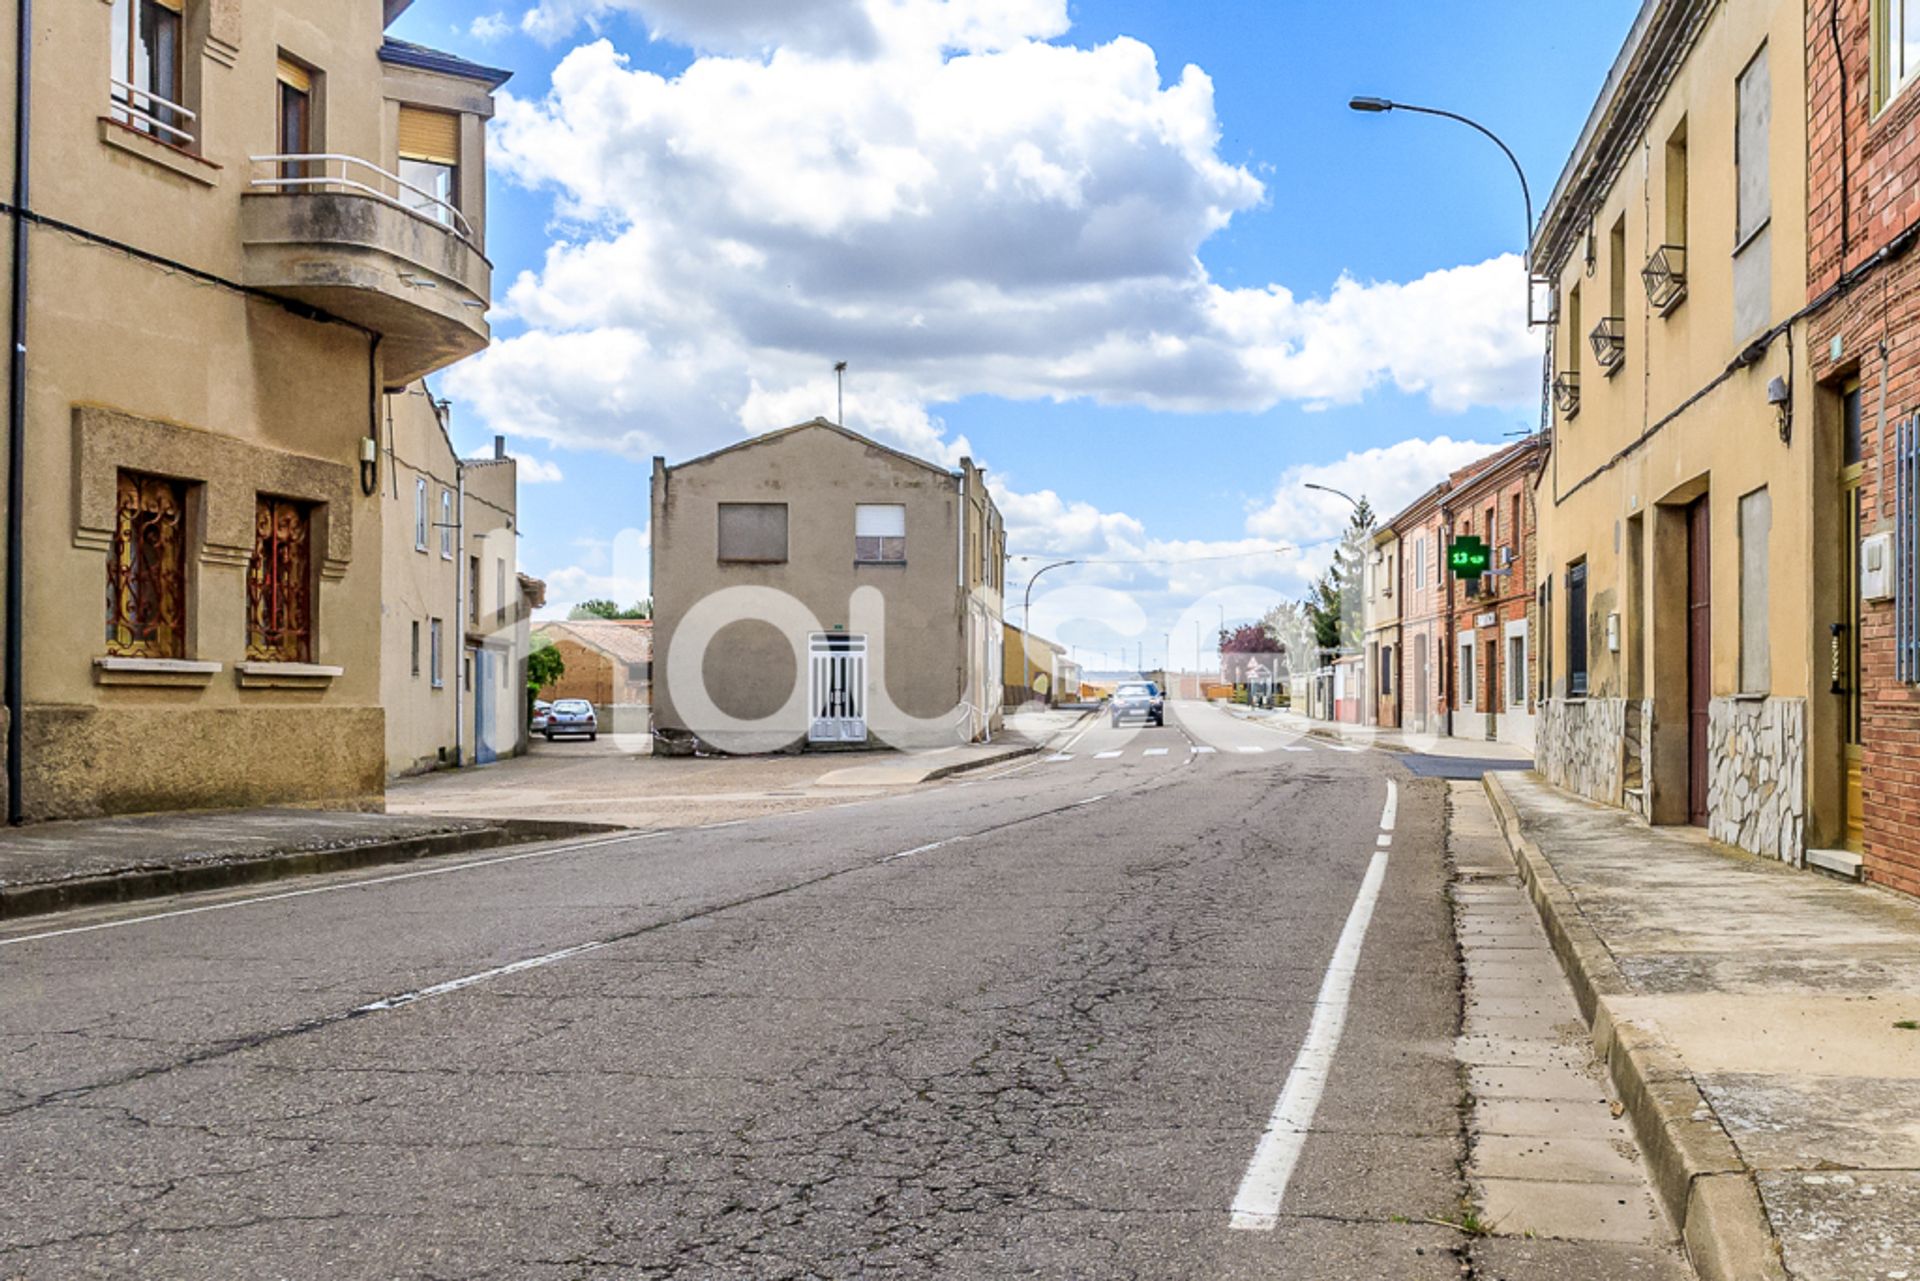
[1551,370,1580,419]
[1589,316,1626,371]
[109,78,197,148]
[248,153,476,246]
[1641,244,1687,313]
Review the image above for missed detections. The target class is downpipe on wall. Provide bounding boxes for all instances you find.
[6,0,32,825]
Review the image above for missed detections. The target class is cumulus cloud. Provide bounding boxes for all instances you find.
[535,526,650,619]
[470,13,515,41]
[516,0,1069,56]
[446,20,1537,464]
[517,455,566,483]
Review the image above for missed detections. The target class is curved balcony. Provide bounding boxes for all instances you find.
[239,155,490,385]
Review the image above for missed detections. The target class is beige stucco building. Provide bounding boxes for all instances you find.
[1362,527,1400,728]
[1533,0,1826,861]
[0,0,505,818]
[379,388,523,778]
[650,420,1005,755]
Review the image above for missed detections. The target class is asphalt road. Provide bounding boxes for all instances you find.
[0,701,1470,1279]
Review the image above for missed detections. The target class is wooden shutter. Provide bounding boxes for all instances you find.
[398,106,460,165]
[276,58,313,94]
[153,0,183,10]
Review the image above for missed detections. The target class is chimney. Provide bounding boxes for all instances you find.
[493,435,506,460]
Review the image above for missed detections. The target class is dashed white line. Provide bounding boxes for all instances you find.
[1376,834,1392,848]
[1282,746,1313,753]
[1191,746,1217,754]
[1381,780,1398,832]
[1144,748,1169,757]
[1237,746,1266,754]
[1045,754,1075,763]
[1095,750,1123,760]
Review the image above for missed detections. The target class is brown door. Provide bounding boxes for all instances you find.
[1686,497,1711,827]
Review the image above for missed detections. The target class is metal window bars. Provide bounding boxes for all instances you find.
[1589,317,1627,372]
[109,77,196,148]
[248,154,477,246]
[1551,370,1580,419]
[1900,415,1920,684]
[1641,244,1688,313]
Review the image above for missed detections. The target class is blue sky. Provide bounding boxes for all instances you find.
[392,0,1636,668]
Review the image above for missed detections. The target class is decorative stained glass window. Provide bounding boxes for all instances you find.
[106,470,188,658]
[247,496,314,662]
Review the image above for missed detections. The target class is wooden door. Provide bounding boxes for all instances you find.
[1686,497,1711,827]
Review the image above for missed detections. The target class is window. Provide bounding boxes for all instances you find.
[276,58,314,181]
[1567,561,1589,696]
[718,503,788,563]
[106,470,189,659]
[855,503,907,563]
[469,555,481,625]
[440,489,453,559]
[1736,47,1771,247]
[1664,119,1688,247]
[397,106,461,227]
[1458,636,1475,710]
[110,0,189,147]
[248,496,314,662]
[1566,283,1582,379]
[411,620,421,677]
[1381,645,1394,697]
[414,477,428,551]
[1739,487,1772,692]
[1508,633,1527,706]
[496,558,507,626]
[430,618,444,688]
[1878,0,1920,110]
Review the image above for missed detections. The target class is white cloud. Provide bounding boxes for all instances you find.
[517,455,566,483]
[446,18,1538,464]
[534,526,650,619]
[470,13,515,41]
[1244,436,1505,544]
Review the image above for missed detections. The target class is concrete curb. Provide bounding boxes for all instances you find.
[917,743,1041,781]
[0,818,622,922]
[1481,772,1789,1281]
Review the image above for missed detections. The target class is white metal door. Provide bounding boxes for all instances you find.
[809,633,868,743]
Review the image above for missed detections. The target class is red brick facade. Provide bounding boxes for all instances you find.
[1441,441,1543,745]
[1807,0,1920,897]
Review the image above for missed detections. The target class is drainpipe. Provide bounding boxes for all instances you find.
[6,0,32,824]
[454,454,466,768]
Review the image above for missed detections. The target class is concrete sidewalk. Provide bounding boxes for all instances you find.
[0,810,607,920]
[1233,705,1535,762]
[1486,770,1920,1281]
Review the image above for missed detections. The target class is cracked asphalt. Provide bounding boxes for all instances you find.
[0,701,1473,1279]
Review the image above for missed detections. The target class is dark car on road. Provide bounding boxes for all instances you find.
[1110,681,1164,728]
[544,698,598,742]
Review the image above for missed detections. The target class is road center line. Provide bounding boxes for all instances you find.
[353,940,610,1013]
[1228,781,1396,1232]
[1380,779,1398,832]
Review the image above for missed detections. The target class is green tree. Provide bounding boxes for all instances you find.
[570,598,652,620]
[528,642,565,698]
[1303,497,1375,659]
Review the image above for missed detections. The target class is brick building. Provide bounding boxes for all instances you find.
[1442,439,1544,752]
[1804,0,1920,896]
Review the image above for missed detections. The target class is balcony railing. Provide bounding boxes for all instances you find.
[1589,317,1626,373]
[248,154,476,246]
[1552,370,1580,419]
[1642,244,1687,313]
[109,78,196,148]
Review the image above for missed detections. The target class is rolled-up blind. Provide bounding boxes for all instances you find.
[854,504,905,537]
[276,58,312,93]
[398,106,460,165]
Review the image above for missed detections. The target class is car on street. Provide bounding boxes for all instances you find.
[530,700,553,734]
[544,698,598,741]
[1109,681,1164,727]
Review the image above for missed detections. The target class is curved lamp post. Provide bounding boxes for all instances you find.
[1020,558,1078,634]
[1348,96,1546,327]
[1304,481,1362,515]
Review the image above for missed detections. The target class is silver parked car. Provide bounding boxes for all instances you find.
[1110,681,1165,727]
[544,698,598,741]
[530,700,553,734]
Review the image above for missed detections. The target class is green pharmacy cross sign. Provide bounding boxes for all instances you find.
[1448,536,1491,579]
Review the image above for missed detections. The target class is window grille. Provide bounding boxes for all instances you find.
[1642,245,1687,312]
[106,470,188,658]
[1589,317,1626,371]
[247,496,313,662]
[1552,371,1580,418]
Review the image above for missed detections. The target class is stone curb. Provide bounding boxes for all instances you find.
[916,743,1041,781]
[0,818,623,922]
[1481,772,1789,1281]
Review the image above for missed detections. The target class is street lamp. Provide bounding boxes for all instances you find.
[1020,559,1077,634]
[1348,96,1547,327]
[1304,481,1362,515]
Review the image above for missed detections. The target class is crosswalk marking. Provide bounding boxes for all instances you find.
[1283,746,1312,753]
[1144,748,1169,757]
[1045,754,1074,762]
[1192,746,1217,754]
[1237,746,1265,754]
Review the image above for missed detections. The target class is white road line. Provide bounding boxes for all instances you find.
[1095,751,1123,760]
[1143,748,1169,757]
[1376,835,1392,847]
[882,837,966,863]
[0,831,656,949]
[353,940,609,1013]
[1075,794,1109,806]
[1045,754,1075,763]
[1328,745,1365,754]
[1237,746,1266,754]
[1229,848,1391,1232]
[1282,746,1313,753]
[1192,746,1217,754]
[1380,779,1398,832]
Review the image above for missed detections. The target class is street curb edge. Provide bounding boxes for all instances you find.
[1480,771,1789,1281]
[0,818,624,922]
